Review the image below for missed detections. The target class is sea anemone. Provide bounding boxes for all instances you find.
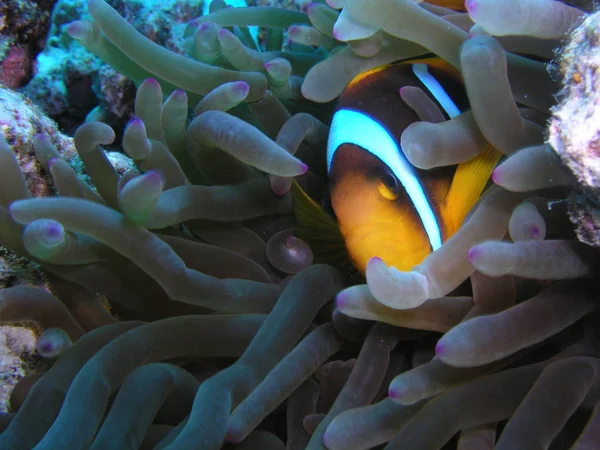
[0,0,599,449]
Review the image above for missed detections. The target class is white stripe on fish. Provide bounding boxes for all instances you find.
[327,108,442,251]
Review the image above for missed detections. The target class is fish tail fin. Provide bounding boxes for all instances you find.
[443,143,504,234]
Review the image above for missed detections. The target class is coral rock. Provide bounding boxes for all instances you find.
[548,10,600,249]
[0,0,58,88]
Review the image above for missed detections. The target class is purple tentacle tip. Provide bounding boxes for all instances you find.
[39,341,53,354]
[465,0,477,13]
[218,28,233,40]
[146,169,166,185]
[232,82,249,96]
[45,222,63,238]
[173,89,187,100]
[367,256,384,269]
[126,116,141,129]
[299,162,309,174]
[491,168,501,184]
[530,226,540,238]
[67,21,86,39]
[467,247,480,263]
[388,385,400,399]
[335,291,346,309]
[198,22,213,32]
[435,340,445,357]
[144,78,160,87]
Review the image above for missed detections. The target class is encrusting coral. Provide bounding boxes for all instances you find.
[549,9,600,250]
[0,0,599,449]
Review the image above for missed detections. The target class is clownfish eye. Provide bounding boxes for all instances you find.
[378,171,400,200]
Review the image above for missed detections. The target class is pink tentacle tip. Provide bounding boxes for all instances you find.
[335,292,346,308]
[530,226,540,238]
[332,28,341,41]
[34,133,49,143]
[218,28,233,40]
[465,0,477,13]
[388,385,400,399]
[42,341,54,352]
[327,0,345,9]
[367,256,384,269]
[67,21,86,39]
[145,169,165,184]
[232,81,249,96]
[270,176,290,196]
[285,235,299,248]
[127,117,144,129]
[299,162,309,174]
[44,222,63,238]
[198,22,213,32]
[491,167,501,184]
[172,89,187,100]
[435,340,445,357]
[467,246,480,263]
[143,78,160,87]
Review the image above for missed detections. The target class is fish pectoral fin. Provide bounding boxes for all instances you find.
[291,180,355,273]
[443,143,503,233]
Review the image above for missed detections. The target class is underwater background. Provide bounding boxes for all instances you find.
[0,0,600,449]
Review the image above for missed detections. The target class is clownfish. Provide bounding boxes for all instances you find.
[293,56,503,277]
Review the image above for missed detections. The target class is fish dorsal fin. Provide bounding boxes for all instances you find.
[443,144,504,234]
[291,180,356,275]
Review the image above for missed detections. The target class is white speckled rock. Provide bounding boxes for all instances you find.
[0,325,42,413]
[548,10,600,248]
